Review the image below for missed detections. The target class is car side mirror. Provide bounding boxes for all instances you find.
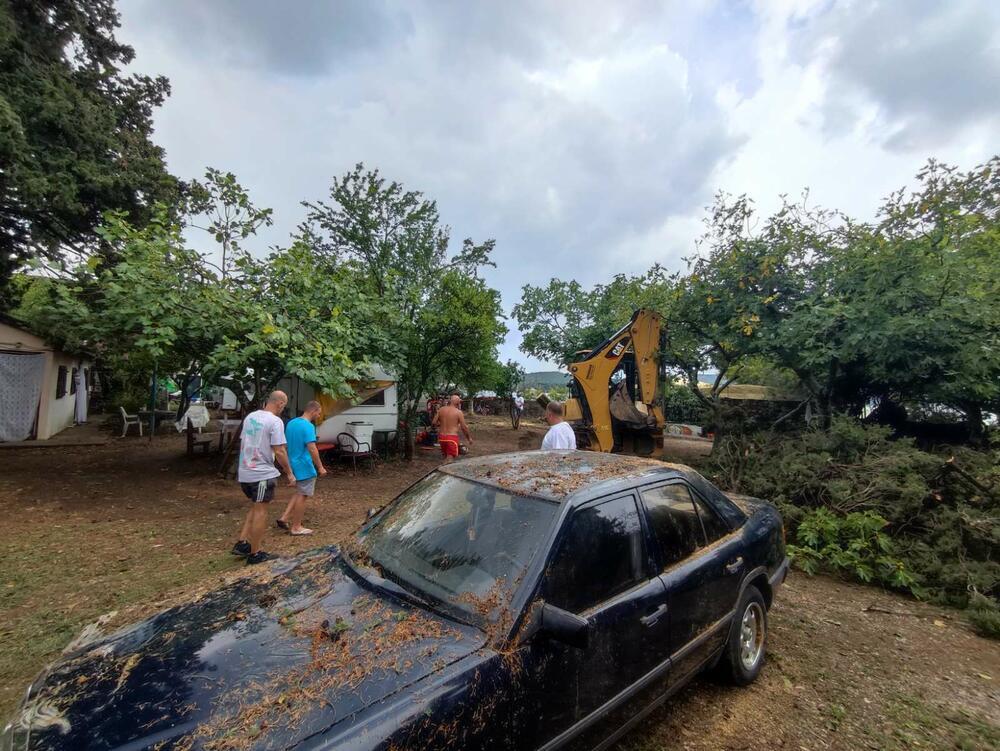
[538,602,590,649]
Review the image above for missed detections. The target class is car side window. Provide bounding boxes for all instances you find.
[692,492,731,543]
[640,483,706,568]
[544,496,646,614]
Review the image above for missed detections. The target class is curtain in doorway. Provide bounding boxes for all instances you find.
[0,352,45,441]
[74,366,88,424]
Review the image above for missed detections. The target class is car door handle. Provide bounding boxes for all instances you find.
[640,603,668,627]
[725,556,744,575]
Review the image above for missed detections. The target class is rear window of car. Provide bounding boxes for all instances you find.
[640,483,704,567]
[543,495,646,614]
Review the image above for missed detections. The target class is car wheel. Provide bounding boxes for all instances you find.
[719,585,767,686]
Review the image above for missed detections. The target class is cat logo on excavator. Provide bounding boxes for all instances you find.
[564,310,665,456]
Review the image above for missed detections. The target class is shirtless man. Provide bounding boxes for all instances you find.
[432,394,472,463]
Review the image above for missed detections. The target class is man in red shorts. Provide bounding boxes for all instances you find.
[432,394,472,463]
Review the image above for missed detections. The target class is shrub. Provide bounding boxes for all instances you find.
[787,508,917,590]
[701,416,999,620]
[966,592,1000,639]
[661,381,709,425]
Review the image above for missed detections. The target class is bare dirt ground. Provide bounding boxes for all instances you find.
[1,415,997,749]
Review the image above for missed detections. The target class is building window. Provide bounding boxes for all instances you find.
[70,368,78,395]
[56,366,67,399]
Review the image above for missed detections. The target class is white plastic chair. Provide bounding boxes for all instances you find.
[119,406,143,437]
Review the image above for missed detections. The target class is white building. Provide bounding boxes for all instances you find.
[0,317,93,441]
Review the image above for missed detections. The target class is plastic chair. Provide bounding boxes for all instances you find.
[336,432,376,475]
[119,406,143,437]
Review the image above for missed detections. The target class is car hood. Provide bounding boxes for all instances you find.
[5,548,486,751]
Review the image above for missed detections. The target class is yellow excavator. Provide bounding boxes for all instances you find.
[563,309,665,456]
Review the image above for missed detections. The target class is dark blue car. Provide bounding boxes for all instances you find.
[3,451,788,751]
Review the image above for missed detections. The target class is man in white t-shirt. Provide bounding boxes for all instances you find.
[231,390,295,565]
[541,400,577,450]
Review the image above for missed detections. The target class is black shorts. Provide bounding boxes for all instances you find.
[240,479,276,503]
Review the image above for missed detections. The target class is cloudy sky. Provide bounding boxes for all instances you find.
[118,0,999,370]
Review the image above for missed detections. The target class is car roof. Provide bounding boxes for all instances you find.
[439,450,697,503]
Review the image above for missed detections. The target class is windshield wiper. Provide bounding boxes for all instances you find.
[342,549,467,623]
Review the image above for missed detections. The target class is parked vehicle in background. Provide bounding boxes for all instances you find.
[4,452,787,751]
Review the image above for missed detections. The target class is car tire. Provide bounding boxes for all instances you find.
[717,585,767,686]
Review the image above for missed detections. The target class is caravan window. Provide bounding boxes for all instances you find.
[361,390,386,406]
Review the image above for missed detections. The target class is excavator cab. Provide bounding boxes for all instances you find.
[564,309,665,456]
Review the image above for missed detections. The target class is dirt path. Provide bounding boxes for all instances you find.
[1,415,997,749]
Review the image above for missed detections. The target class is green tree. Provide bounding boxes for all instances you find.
[302,164,505,457]
[15,190,394,415]
[765,158,1000,439]
[184,168,274,280]
[513,269,671,365]
[0,0,176,301]
[209,240,396,408]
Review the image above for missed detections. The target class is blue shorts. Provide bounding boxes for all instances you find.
[240,479,276,503]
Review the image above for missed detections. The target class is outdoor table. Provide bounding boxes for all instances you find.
[137,409,176,431]
[372,429,399,460]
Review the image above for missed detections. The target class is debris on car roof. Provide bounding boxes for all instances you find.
[442,450,686,500]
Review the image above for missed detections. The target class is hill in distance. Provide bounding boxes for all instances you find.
[521,371,570,389]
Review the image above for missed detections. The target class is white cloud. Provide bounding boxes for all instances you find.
[117,0,999,369]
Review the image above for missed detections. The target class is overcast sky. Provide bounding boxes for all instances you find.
[118,0,999,371]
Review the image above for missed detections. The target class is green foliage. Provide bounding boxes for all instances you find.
[787,508,916,590]
[661,381,709,424]
[965,592,1000,639]
[514,157,1000,440]
[0,0,176,299]
[705,417,1000,612]
[513,269,671,365]
[488,360,527,398]
[302,164,506,453]
[15,175,396,408]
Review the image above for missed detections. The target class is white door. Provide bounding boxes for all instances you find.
[0,352,45,441]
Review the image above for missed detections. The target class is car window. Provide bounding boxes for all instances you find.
[640,484,706,568]
[692,492,731,543]
[544,495,646,614]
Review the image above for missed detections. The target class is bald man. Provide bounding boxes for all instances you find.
[432,394,472,463]
[231,390,295,565]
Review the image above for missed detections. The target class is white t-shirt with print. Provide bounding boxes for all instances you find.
[238,410,286,482]
[541,421,577,450]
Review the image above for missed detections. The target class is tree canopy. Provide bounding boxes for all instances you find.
[0,0,176,302]
[513,157,1000,440]
[302,164,506,454]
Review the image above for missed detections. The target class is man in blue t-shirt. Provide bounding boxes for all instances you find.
[276,400,326,535]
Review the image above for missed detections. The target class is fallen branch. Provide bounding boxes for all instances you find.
[943,456,998,501]
[863,605,917,617]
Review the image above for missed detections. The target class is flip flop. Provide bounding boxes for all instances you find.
[276,519,290,530]
[290,528,314,536]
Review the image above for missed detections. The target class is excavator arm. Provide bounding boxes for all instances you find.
[564,309,664,454]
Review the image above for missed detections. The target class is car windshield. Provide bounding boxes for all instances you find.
[353,472,559,622]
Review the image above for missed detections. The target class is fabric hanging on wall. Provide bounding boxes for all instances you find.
[75,366,88,424]
[0,352,45,442]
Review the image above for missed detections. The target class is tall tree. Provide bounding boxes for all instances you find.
[513,269,671,365]
[302,164,505,457]
[0,0,176,302]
